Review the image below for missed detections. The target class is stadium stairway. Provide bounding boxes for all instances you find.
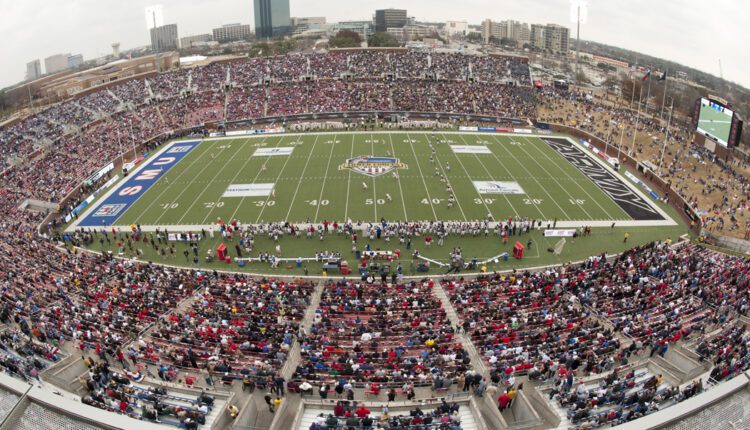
[432,283,488,377]
[281,281,325,382]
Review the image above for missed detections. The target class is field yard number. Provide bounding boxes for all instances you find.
[474,198,496,204]
[524,198,543,205]
[255,201,275,207]
[306,199,329,206]
[289,141,304,146]
[421,198,444,205]
[160,203,178,209]
[365,139,382,144]
[510,141,523,146]
[252,142,267,147]
[203,202,225,209]
[569,199,586,205]
[366,198,387,205]
[217,144,231,149]
[403,139,417,143]
[324,140,340,144]
[475,140,490,145]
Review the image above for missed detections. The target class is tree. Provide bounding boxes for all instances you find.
[466,32,482,44]
[367,32,400,47]
[249,43,271,58]
[500,37,518,48]
[329,30,362,48]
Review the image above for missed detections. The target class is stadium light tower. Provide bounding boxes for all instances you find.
[570,0,588,84]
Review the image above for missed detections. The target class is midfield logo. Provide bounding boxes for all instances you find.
[339,156,407,177]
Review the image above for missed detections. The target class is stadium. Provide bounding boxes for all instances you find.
[0,3,749,430]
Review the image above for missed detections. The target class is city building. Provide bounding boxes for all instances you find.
[529,23,569,54]
[181,34,213,48]
[44,54,71,74]
[40,52,179,100]
[389,24,437,41]
[67,54,83,69]
[544,24,569,54]
[374,9,407,33]
[444,21,468,36]
[25,60,42,81]
[333,21,373,40]
[212,23,252,42]
[481,19,530,45]
[291,17,326,35]
[150,23,179,51]
[253,0,291,38]
[112,43,121,58]
[530,24,545,49]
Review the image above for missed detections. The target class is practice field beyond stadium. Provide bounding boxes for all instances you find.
[70,132,675,232]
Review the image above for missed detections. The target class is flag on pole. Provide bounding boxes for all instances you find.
[642,69,651,81]
[658,70,667,81]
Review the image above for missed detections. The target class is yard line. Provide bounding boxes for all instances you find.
[174,137,266,225]
[254,136,300,224]
[488,134,569,220]
[406,133,438,220]
[343,135,355,222]
[136,140,219,225]
[437,132,491,219]
[515,136,599,220]
[428,134,467,221]
[454,133,526,218]
[387,133,409,221]
[314,133,337,223]
[284,135,320,222]
[370,134,377,221]
[520,135,620,220]
[201,135,277,224]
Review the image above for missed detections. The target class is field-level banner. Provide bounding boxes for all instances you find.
[222,183,275,198]
[451,145,492,154]
[473,181,525,195]
[77,141,202,227]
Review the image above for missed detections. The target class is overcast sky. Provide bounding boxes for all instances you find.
[0,0,748,90]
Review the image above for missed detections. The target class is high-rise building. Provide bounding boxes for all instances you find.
[25,60,42,81]
[530,24,546,50]
[444,21,468,36]
[213,23,252,42]
[481,19,530,45]
[253,0,291,38]
[374,9,407,33]
[150,24,179,51]
[44,54,71,74]
[67,54,84,69]
[543,24,569,54]
[181,34,213,48]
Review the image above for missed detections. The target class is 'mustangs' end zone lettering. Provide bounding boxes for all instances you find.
[542,138,664,221]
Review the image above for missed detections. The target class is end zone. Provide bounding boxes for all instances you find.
[68,140,203,230]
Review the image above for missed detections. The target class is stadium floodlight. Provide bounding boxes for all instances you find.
[570,0,588,24]
[145,5,164,30]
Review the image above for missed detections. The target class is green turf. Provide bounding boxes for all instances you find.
[70,131,690,275]
[113,132,631,226]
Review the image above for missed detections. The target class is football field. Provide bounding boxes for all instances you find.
[72,131,674,230]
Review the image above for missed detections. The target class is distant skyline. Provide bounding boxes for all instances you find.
[0,0,748,90]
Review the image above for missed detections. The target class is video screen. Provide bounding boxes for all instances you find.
[697,98,734,147]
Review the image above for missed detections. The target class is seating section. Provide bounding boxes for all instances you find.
[143,276,314,376]
[294,279,471,389]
